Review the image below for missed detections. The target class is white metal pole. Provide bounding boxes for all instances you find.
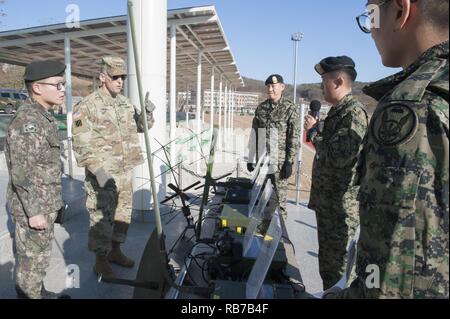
[229,88,232,138]
[196,51,202,173]
[64,35,74,179]
[293,40,298,105]
[186,111,189,129]
[228,85,232,139]
[128,0,167,208]
[231,89,235,134]
[210,67,215,141]
[185,83,189,129]
[296,104,306,205]
[224,84,228,147]
[170,24,177,167]
[218,74,223,148]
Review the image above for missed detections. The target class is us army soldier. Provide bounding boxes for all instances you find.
[335,0,449,299]
[248,74,301,220]
[304,56,368,290]
[5,60,70,299]
[72,56,154,279]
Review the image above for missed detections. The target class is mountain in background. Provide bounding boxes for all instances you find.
[238,76,378,115]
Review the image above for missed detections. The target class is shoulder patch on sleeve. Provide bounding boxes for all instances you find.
[372,103,418,146]
[21,123,38,134]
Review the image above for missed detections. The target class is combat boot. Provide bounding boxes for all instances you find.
[15,286,30,299]
[94,254,117,279]
[108,241,135,268]
[41,286,71,299]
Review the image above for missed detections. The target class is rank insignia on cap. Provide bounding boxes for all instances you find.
[272,76,278,84]
[75,120,83,128]
[315,64,325,75]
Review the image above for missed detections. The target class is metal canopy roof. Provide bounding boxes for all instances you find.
[0,6,244,89]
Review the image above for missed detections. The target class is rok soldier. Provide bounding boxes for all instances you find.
[334,0,449,298]
[248,74,301,219]
[5,60,70,299]
[304,56,368,290]
[72,56,154,279]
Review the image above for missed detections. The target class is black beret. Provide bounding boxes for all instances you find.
[24,60,66,82]
[314,56,357,81]
[265,74,284,86]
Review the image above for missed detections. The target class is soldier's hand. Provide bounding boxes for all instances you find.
[304,115,317,131]
[280,161,293,179]
[29,215,48,231]
[144,92,156,113]
[247,163,256,172]
[95,168,116,189]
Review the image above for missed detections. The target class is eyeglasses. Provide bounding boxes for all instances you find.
[356,0,392,34]
[37,82,66,91]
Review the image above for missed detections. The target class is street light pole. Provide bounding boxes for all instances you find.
[291,32,304,104]
[291,32,304,206]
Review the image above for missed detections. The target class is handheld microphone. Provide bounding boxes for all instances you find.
[309,100,322,119]
[307,100,322,142]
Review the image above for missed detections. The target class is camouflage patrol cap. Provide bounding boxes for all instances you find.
[265,74,284,86]
[24,60,66,82]
[315,56,358,81]
[101,56,127,76]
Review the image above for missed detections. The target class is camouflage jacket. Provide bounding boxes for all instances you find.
[72,89,154,176]
[308,94,368,211]
[250,97,300,173]
[342,41,449,299]
[5,103,64,222]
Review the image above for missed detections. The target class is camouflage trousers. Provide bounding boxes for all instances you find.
[315,187,359,290]
[85,171,133,256]
[14,212,57,299]
[269,174,289,220]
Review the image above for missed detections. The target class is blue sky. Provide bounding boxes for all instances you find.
[0,0,401,84]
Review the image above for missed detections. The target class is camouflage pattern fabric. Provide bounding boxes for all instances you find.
[308,94,368,289]
[72,89,150,174]
[72,89,154,255]
[250,97,301,219]
[85,171,133,255]
[5,103,64,299]
[14,212,57,299]
[339,41,449,299]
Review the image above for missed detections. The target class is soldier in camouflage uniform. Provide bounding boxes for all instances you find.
[248,74,301,220]
[304,56,368,290]
[72,56,154,279]
[5,60,69,299]
[335,0,449,299]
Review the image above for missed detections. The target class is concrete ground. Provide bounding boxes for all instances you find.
[0,118,323,299]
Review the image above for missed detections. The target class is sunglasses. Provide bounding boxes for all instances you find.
[107,74,127,81]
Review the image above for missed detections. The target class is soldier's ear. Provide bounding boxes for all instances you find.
[99,73,107,84]
[393,0,413,31]
[334,76,344,89]
[31,82,43,96]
